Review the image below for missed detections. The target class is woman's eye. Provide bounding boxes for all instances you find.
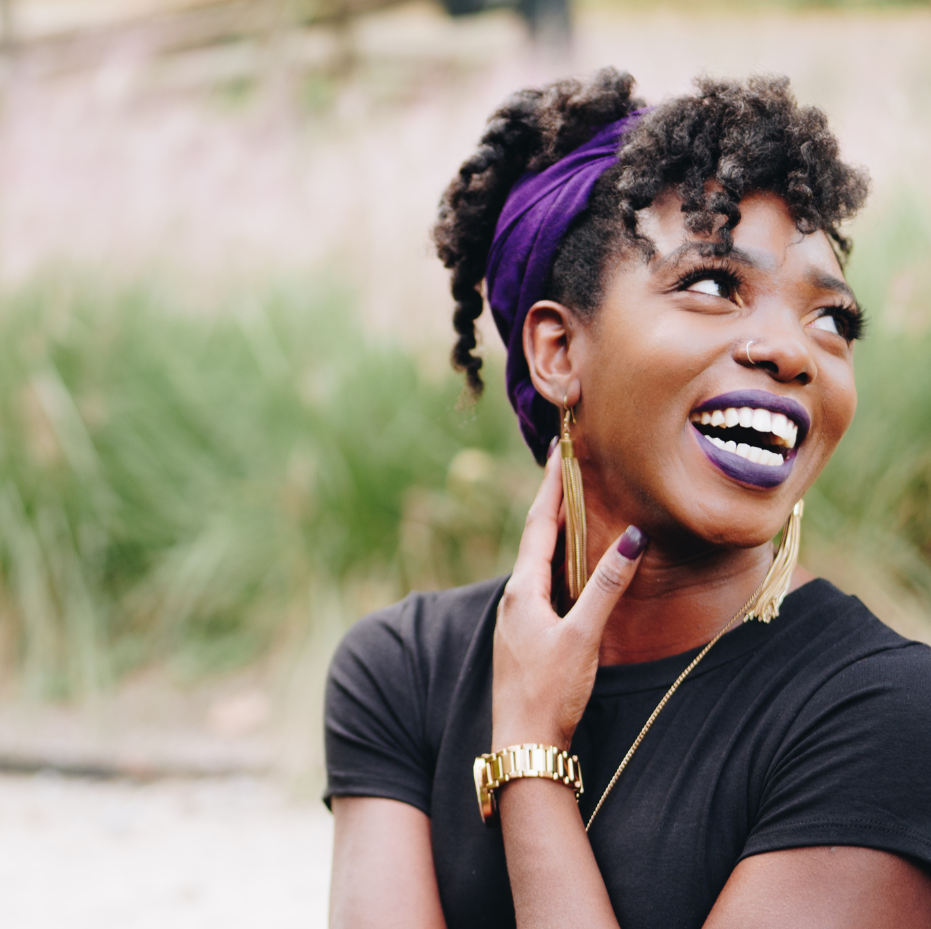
[687,278,730,298]
[811,314,842,335]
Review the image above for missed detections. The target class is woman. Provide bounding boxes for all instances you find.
[324,70,931,927]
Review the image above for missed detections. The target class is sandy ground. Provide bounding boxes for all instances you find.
[0,773,333,928]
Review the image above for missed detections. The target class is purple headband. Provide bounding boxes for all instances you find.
[485,111,644,463]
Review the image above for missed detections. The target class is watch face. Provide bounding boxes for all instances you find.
[473,756,496,824]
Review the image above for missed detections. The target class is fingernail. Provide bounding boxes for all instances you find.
[546,436,559,459]
[617,525,648,561]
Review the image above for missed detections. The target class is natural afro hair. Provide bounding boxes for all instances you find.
[433,69,869,397]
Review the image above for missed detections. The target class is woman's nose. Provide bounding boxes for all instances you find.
[737,321,817,386]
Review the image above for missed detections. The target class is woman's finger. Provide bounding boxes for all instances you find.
[567,525,648,642]
[512,440,563,587]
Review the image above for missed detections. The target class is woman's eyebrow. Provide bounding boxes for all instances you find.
[808,270,860,309]
[654,242,775,271]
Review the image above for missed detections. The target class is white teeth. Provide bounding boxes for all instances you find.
[751,409,772,433]
[692,404,802,458]
[706,435,786,467]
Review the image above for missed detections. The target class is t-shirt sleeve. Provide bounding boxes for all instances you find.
[742,642,931,866]
[324,595,432,815]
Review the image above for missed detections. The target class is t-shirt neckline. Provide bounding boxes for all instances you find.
[590,578,838,697]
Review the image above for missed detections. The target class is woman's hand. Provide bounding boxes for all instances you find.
[492,445,648,752]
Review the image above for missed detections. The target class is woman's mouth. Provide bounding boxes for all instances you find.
[688,390,810,489]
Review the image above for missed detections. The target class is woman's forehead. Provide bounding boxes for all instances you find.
[637,190,844,280]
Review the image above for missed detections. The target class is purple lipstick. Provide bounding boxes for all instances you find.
[689,390,810,489]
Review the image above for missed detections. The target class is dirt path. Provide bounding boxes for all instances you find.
[0,773,332,928]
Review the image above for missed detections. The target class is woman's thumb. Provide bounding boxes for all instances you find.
[568,525,648,639]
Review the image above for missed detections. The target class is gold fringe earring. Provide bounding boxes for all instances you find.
[746,499,804,623]
[560,402,588,600]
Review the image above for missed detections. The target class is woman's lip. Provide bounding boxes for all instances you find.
[691,389,811,446]
[691,425,796,489]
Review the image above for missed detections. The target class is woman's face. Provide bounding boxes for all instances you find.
[571,190,859,549]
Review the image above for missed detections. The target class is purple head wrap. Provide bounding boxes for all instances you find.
[485,111,645,463]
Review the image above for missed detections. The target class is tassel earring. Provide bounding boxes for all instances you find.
[560,402,588,601]
[746,499,804,623]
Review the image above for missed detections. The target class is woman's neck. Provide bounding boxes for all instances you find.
[594,539,774,665]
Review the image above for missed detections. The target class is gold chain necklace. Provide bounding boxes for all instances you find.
[584,576,768,833]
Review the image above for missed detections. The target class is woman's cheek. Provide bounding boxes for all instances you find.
[823,364,858,448]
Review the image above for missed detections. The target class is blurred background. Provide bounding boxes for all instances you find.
[0,0,927,924]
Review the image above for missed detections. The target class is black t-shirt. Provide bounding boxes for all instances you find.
[324,578,931,928]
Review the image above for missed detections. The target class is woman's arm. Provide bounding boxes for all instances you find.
[499,788,931,929]
[329,796,447,929]
[497,778,619,927]
[491,449,644,928]
[705,846,931,928]
[329,797,931,929]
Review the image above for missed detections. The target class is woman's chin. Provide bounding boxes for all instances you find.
[645,505,788,554]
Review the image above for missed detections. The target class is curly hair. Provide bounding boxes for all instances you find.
[433,69,869,397]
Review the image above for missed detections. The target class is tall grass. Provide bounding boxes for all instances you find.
[0,276,536,697]
[0,193,929,697]
[802,194,931,637]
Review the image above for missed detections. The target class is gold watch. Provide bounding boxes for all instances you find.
[473,744,583,825]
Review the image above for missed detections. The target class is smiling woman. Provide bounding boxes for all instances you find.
[324,70,931,928]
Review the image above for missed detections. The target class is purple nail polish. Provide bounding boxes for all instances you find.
[546,436,559,459]
[617,526,648,561]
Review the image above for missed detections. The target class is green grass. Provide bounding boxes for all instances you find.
[0,192,929,697]
[0,275,536,697]
[802,194,931,630]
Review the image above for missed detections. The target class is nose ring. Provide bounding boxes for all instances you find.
[746,340,757,365]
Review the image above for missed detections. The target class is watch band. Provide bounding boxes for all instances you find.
[473,744,583,825]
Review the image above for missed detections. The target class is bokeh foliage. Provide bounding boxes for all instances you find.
[803,193,931,623]
[0,276,535,697]
[0,193,928,698]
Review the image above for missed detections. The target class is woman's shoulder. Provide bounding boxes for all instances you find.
[772,576,931,726]
[783,576,931,661]
[340,576,505,654]
[727,577,931,743]
[329,576,506,695]
[324,578,506,810]
[744,580,931,865]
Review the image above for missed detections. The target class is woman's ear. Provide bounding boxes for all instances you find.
[523,300,581,408]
